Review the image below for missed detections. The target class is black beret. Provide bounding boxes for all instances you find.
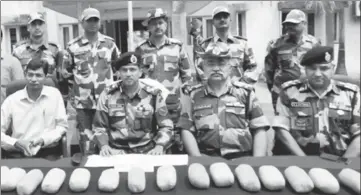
[114,52,142,70]
[300,46,334,66]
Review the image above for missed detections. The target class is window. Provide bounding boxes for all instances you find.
[237,12,246,36]
[72,24,79,38]
[205,19,213,37]
[186,17,214,45]
[281,12,315,36]
[19,25,29,41]
[9,28,17,53]
[62,27,70,50]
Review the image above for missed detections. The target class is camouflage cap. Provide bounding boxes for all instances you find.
[212,6,230,18]
[142,8,167,26]
[197,42,232,59]
[114,52,142,70]
[301,46,334,66]
[28,12,45,24]
[283,9,306,24]
[81,8,100,21]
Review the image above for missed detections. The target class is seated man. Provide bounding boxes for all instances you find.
[179,43,269,160]
[273,46,360,157]
[1,57,68,159]
[92,52,173,156]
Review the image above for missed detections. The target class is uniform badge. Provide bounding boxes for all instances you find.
[130,54,138,64]
[325,52,331,62]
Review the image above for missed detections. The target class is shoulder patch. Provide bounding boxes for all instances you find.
[199,37,212,45]
[233,35,247,41]
[168,38,182,46]
[281,79,302,90]
[335,81,359,92]
[188,84,204,96]
[232,81,254,91]
[105,81,121,94]
[67,36,82,46]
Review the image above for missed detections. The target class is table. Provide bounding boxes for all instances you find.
[1,156,360,195]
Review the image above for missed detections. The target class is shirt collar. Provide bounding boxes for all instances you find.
[147,36,170,47]
[81,32,105,45]
[285,34,309,45]
[25,40,49,50]
[204,79,233,97]
[213,33,235,43]
[300,80,340,96]
[119,81,144,99]
[20,85,50,101]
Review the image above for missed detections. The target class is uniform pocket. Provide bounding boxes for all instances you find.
[290,108,313,131]
[163,55,179,72]
[193,107,214,131]
[109,107,127,128]
[225,102,247,129]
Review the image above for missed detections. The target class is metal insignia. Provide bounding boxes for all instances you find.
[325,52,331,62]
[130,54,138,64]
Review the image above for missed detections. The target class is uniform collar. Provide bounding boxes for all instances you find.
[119,81,146,99]
[25,40,49,50]
[213,33,235,43]
[284,34,310,45]
[300,80,341,96]
[80,32,105,45]
[147,36,170,47]
[204,79,233,97]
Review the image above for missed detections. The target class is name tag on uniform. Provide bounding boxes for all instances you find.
[291,102,311,108]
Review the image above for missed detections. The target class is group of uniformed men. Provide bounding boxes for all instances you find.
[2,5,359,160]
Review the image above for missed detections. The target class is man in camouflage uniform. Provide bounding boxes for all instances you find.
[179,43,269,159]
[62,8,120,152]
[135,8,194,153]
[92,52,173,156]
[265,9,321,115]
[272,46,360,157]
[192,6,259,84]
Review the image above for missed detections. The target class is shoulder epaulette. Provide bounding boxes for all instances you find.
[199,37,212,45]
[233,35,247,41]
[105,81,122,94]
[137,40,149,48]
[281,79,302,90]
[48,42,59,49]
[335,81,359,92]
[103,35,114,41]
[67,36,82,46]
[168,38,182,46]
[232,81,254,91]
[188,83,204,95]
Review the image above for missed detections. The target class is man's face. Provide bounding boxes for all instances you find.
[213,12,231,29]
[202,57,231,82]
[26,68,46,90]
[306,63,334,89]
[284,22,305,37]
[148,17,167,37]
[119,65,142,86]
[28,20,45,37]
[82,17,100,33]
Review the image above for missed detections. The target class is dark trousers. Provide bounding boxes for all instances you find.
[1,145,62,161]
[76,109,97,155]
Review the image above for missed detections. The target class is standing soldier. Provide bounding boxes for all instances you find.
[272,46,360,157]
[179,43,269,159]
[92,52,173,156]
[265,9,321,115]
[192,6,259,84]
[62,8,120,153]
[135,8,194,153]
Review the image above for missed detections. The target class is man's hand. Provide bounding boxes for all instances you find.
[14,140,33,156]
[147,145,164,155]
[30,138,44,147]
[100,145,113,157]
[182,85,192,95]
[112,149,126,155]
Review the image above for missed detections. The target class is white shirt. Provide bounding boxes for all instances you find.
[1,85,68,151]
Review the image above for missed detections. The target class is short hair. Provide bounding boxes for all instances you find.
[25,57,49,75]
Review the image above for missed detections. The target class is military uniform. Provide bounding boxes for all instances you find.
[13,41,60,75]
[92,62,173,153]
[272,47,360,156]
[197,34,259,84]
[63,33,120,110]
[179,80,270,158]
[265,9,321,114]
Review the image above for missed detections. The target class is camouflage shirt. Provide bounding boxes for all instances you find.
[62,33,120,109]
[135,37,194,98]
[197,34,259,84]
[92,80,173,151]
[178,80,270,156]
[12,40,60,75]
[264,34,320,93]
[273,80,360,156]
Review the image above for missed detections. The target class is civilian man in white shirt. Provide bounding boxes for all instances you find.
[1,57,68,159]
